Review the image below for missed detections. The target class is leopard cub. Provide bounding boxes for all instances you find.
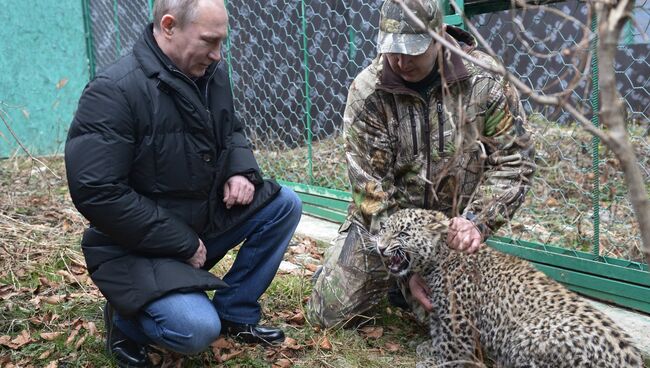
[376,208,643,368]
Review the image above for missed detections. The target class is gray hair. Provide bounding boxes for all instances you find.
[153,0,201,30]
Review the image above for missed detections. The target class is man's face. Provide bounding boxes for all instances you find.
[165,0,228,78]
[385,40,438,82]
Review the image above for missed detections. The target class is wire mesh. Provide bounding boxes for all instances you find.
[84,0,649,262]
[88,0,151,74]
[472,1,649,261]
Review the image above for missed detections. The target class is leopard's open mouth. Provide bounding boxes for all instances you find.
[387,253,410,275]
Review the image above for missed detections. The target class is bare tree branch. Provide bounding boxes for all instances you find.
[593,0,650,266]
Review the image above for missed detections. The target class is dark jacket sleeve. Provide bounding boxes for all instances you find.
[222,80,264,185]
[65,77,198,260]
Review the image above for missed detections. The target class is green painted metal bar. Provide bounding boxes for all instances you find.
[534,264,650,314]
[443,14,463,27]
[590,12,601,257]
[623,19,634,46]
[279,180,351,201]
[294,192,349,213]
[224,0,234,97]
[302,203,347,224]
[348,25,356,60]
[488,238,650,286]
[443,0,464,27]
[566,284,650,316]
[148,0,154,22]
[81,0,96,79]
[113,0,121,57]
[490,236,649,272]
[301,0,314,185]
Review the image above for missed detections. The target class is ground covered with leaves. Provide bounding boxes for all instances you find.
[0,157,425,367]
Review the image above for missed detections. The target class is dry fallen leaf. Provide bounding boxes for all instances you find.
[384,342,401,352]
[359,326,384,339]
[0,285,18,300]
[84,321,98,337]
[211,337,235,350]
[39,277,58,289]
[220,349,244,362]
[0,330,32,349]
[40,332,62,341]
[42,295,66,305]
[70,260,87,275]
[288,311,305,325]
[319,336,332,351]
[148,352,162,366]
[56,78,69,89]
[304,263,319,272]
[282,336,302,350]
[66,325,80,344]
[75,335,87,350]
[273,358,293,368]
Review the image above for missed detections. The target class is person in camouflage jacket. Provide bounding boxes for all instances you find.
[307,0,536,327]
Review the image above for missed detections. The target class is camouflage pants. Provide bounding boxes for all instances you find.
[305,224,428,328]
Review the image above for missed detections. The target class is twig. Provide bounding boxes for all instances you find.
[0,104,61,180]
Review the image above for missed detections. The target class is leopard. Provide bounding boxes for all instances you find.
[375,208,644,368]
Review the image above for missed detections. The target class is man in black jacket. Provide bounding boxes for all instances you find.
[65,0,302,365]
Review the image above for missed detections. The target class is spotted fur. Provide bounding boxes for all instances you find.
[377,208,644,368]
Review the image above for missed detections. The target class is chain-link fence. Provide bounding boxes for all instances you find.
[83,0,649,263]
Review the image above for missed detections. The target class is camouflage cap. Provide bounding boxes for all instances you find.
[377,0,443,55]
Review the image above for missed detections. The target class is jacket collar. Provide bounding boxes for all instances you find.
[378,25,475,92]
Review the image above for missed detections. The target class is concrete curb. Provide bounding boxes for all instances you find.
[295,213,650,360]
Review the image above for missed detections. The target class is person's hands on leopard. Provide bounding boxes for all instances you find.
[447,216,483,254]
[408,273,433,311]
[223,175,255,209]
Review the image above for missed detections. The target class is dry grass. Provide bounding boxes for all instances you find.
[0,156,423,367]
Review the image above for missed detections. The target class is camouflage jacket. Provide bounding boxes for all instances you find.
[344,26,536,236]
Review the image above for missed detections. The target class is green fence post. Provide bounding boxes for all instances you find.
[81,0,96,79]
[148,0,154,21]
[113,0,121,57]
[348,25,356,61]
[301,0,314,185]
[224,0,234,97]
[590,11,601,258]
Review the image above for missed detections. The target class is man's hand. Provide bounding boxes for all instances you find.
[447,216,483,254]
[223,175,255,209]
[408,273,433,311]
[186,238,206,268]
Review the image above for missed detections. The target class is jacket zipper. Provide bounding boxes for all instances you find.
[423,102,432,209]
[437,100,444,153]
[167,61,220,114]
[408,106,418,155]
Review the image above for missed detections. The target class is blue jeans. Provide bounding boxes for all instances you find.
[113,187,302,354]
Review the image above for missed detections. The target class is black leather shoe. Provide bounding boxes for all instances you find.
[221,320,285,345]
[104,302,150,368]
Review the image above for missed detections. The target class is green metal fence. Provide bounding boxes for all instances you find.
[81,0,650,313]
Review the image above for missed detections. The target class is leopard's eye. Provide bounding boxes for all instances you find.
[397,231,409,239]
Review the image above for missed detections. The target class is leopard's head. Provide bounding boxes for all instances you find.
[376,208,449,276]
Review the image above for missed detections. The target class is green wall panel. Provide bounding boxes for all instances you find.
[0,1,89,157]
